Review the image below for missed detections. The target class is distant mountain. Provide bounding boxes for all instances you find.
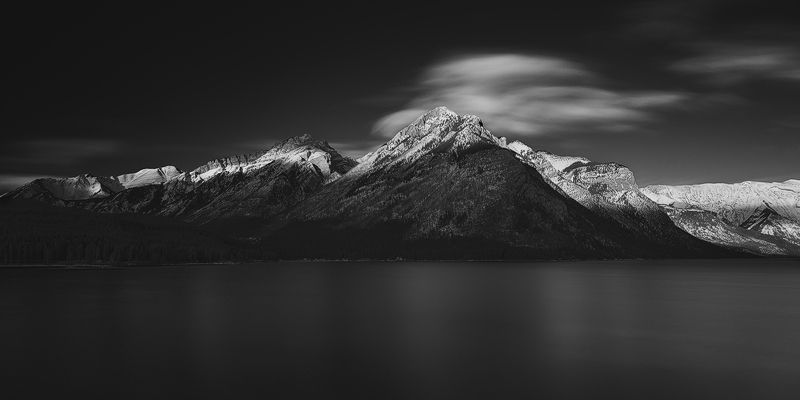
[641,181,800,256]
[4,107,796,261]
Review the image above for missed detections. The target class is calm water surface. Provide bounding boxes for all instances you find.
[2,259,800,399]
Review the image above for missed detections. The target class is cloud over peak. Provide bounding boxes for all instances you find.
[421,54,592,87]
[373,54,690,138]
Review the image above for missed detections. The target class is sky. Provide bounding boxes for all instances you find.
[3,1,799,194]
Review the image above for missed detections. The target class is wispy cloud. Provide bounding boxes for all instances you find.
[671,43,800,85]
[372,54,691,137]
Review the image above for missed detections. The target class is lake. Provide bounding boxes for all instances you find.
[2,259,800,399]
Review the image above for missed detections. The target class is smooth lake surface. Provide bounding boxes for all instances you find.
[3,259,800,399]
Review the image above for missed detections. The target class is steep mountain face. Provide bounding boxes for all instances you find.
[641,181,800,256]
[263,107,735,260]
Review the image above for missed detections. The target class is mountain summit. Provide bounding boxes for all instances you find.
[353,107,505,173]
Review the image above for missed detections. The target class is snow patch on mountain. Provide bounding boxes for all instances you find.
[117,166,183,188]
[37,174,121,200]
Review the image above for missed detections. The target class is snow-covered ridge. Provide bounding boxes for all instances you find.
[641,180,800,225]
[5,166,184,201]
[181,134,353,183]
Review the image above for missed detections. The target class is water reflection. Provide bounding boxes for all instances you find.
[2,260,800,399]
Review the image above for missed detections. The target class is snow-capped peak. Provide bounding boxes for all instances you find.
[399,106,460,138]
[351,107,509,175]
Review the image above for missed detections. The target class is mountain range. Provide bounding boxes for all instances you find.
[3,107,798,261]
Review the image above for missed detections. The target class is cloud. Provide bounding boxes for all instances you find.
[372,54,691,137]
[671,43,800,85]
[421,54,592,87]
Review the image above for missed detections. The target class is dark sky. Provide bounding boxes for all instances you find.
[3,1,799,193]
